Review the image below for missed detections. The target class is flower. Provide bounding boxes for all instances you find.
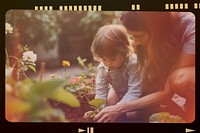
[5,67,13,77]
[62,60,70,67]
[5,22,13,34]
[69,77,81,85]
[22,51,37,63]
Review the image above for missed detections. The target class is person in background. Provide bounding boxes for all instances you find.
[94,12,195,123]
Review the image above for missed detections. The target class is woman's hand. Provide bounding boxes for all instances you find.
[94,104,125,122]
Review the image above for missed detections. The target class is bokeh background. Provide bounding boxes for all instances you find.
[6,10,121,67]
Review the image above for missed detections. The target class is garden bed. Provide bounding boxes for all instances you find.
[48,93,186,123]
[48,100,94,122]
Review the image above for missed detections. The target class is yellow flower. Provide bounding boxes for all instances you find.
[62,60,70,67]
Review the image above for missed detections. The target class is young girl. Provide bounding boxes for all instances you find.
[91,24,141,110]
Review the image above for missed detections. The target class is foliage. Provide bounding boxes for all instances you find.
[60,57,101,121]
[6,10,61,51]
[77,56,96,74]
[62,56,96,103]
[149,112,185,123]
[58,11,86,36]
[64,74,95,103]
[5,11,122,52]
[6,74,80,122]
[77,56,87,68]
[5,23,37,80]
[79,11,121,38]
[84,99,106,121]
[5,23,80,122]
[5,10,124,72]
[88,99,106,111]
[19,45,37,72]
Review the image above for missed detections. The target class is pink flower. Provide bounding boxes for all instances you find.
[69,77,81,85]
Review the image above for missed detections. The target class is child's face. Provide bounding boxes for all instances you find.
[102,54,125,70]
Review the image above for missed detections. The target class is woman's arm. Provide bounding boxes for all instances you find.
[94,52,195,122]
[169,51,195,98]
[171,52,195,70]
[94,80,173,122]
[123,52,195,111]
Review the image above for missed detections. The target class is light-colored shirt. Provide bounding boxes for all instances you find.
[95,54,141,103]
[179,12,195,55]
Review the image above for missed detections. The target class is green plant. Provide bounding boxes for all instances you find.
[5,22,80,122]
[6,78,80,122]
[77,56,96,75]
[46,56,96,103]
[5,22,37,81]
[5,22,13,67]
[63,56,96,102]
[64,75,95,102]
[79,11,121,38]
[6,10,61,51]
[84,99,106,121]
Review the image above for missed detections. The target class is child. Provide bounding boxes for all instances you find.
[91,24,141,106]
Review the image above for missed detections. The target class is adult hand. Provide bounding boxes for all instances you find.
[94,104,125,122]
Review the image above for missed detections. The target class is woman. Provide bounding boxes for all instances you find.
[94,12,195,123]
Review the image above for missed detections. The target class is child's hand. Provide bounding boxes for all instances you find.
[84,111,96,120]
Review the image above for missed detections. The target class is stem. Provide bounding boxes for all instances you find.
[8,55,20,67]
[5,48,10,67]
[22,71,31,81]
[38,62,46,82]
[64,67,67,79]
[18,70,31,81]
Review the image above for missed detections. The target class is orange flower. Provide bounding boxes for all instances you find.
[62,60,70,67]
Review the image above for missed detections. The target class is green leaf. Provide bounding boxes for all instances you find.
[33,108,66,122]
[49,87,80,107]
[6,97,31,114]
[88,98,106,108]
[77,56,87,67]
[30,79,66,96]
[27,65,36,72]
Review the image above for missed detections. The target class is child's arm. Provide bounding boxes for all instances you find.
[95,67,110,100]
[118,74,141,103]
[118,55,141,103]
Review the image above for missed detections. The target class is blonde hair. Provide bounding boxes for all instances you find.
[91,24,133,62]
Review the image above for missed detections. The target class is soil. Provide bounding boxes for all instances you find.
[48,100,94,122]
[48,94,186,123]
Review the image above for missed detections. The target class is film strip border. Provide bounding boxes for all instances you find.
[194,3,200,9]
[165,2,200,10]
[131,2,200,10]
[34,5,102,11]
[165,3,189,10]
[34,3,200,11]
[131,4,140,10]
[35,6,53,10]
